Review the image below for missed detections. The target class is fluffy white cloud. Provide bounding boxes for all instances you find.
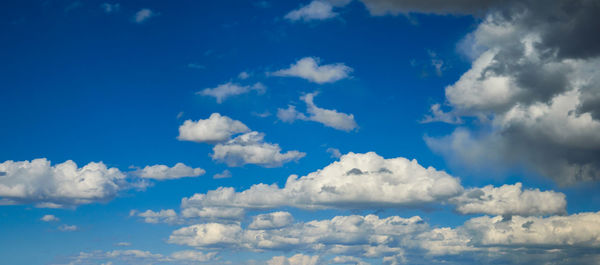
[181,152,463,214]
[41,214,59,222]
[249,211,294,230]
[0,158,127,208]
[450,183,566,216]
[271,57,352,84]
[211,131,306,167]
[181,206,245,220]
[177,113,250,143]
[130,209,179,224]
[267,254,319,265]
[134,163,205,180]
[168,223,242,248]
[169,250,217,262]
[278,93,358,131]
[133,8,156,23]
[285,1,338,22]
[198,82,265,103]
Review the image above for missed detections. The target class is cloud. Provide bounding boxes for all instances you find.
[133,8,156,24]
[285,1,338,22]
[271,57,352,84]
[450,183,567,216]
[211,131,306,167]
[238,71,251,79]
[100,3,120,13]
[198,82,266,103]
[168,223,242,248]
[248,211,294,230]
[41,214,59,222]
[179,113,305,168]
[133,163,205,180]
[130,209,179,224]
[419,0,600,185]
[65,249,217,264]
[59,224,78,232]
[420,104,462,124]
[267,254,319,265]
[358,0,505,16]
[0,158,128,208]
[115,242,131,246]
[213,169,232,179]
[177,113,250,143]
[278,92,358,131]
[181,152,463,213]
[326,147,342,158]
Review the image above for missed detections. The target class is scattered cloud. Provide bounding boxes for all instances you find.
[285,1,338,22]
[115,242,131,246]
[133,163,205,180]
[213,169,232,179]
[100,3,120,13]
[133,8,156,24]
[198,82,265,103]
[271,57,352,84]
[130,209,179,224]
[277,92,358,131]
[326,147,342,158]
[248,211,294,230]
[267,254,319,265]
[65,249,217,264]
[177,113,250,144]
[41,214,59,222]
[59,224,78,232]
[238,71,251,79]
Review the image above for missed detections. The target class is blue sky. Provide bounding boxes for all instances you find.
[2,1,600,264]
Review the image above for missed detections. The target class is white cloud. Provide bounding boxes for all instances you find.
[168,223,242,248]
[267,254,319,265]
[420,103,462,124]
[326,147,342,158]
[198,82,265,103]
[115,242,131,246]
[133,8,156,23]
[285,1,338,22]
[278,92,358,131]
[331,256,369,265]
[170,250,217,262]
[181,152,463,213]
[134,163,205,180]
[65,249,217,264]
[41,214,59,222]
[211,131,306,167]
[130,209,178,224]
[213,169,232,179]
[271,57,352,84]
[249,211,294,230]
[177,113,250,143]
[238,71,251,79]
[181,206,245,220]
[0,158,127,208]
[100,3,120,13]
[450,183,567,216]
[59,224,78,232]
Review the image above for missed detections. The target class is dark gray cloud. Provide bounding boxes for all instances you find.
[358,0,508,15]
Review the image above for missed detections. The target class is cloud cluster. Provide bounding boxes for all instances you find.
[418,0,600,185]
[0,159,127,208]
[267,254,319,265]
[278,93,358,131]
[66,249,217,264]
[133,163,205,180]
[271,57,352,84]
[178,113,305,167]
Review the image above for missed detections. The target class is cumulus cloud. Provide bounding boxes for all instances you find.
[0,158,128,208]
[248,211,294,230]
[178,113,305,168]
[277,92,358,131]
[41,214,59,222]
[181,152,463,214]
[177,113,250,143]
[213,169,232,179]
[133,163,205,180]
[211,131,306,167]
[130,209,179,224]
[419,0,600,184]
[198,82,265,103]
[450,183,567,216]
[271,57,352,84]
[168,223,242,248]
[285,1,339,22]
[133,8,156,23]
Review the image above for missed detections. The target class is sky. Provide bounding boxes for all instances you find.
[1,0,600,264]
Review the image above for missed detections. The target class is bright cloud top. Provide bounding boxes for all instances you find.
[0,158,127,208]
[278,92,358,131]
[271,57,352,84]
[177,113,250,143]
